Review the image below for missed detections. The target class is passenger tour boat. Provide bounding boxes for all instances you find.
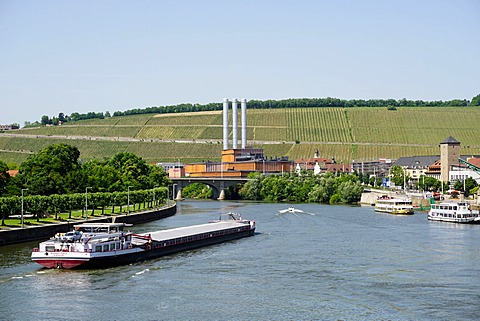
[428,201,480,224]
[31,213,255,269]
[374,196,414,215]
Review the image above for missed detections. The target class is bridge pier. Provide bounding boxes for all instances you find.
[175,188,183,200]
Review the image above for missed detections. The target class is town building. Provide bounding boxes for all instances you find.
[294,149,351,175]
[0,125,19,130]
[350,158,393,178]
[394,155,440,183]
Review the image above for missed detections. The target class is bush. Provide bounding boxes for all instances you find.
[329,194,342,204]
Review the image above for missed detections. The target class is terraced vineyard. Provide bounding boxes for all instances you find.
[347,107,480,146]
[287,108,352,143]
[2,106,480,165]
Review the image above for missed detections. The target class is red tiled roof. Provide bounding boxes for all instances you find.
[466,157,480,167]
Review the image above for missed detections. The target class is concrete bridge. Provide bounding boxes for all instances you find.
[170,177,251,200]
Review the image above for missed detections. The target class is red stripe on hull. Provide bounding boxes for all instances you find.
[33,259,88,269]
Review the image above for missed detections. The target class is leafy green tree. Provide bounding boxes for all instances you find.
[239,172,264,201]
[471,94,480,106]
[0,160,10,196]
[292,173,318,202]
[261,175,288,202]
[17,144,82,195]
[308,172,336,203]
[146,165,170,189]
[108,152,150,191]
[337,180,363,203]
[83,160,121,192]
[389,165,409,188]
[182,183,213,199]
[465,177,479,196]
[41,115,51,126]
[454,177,478,197]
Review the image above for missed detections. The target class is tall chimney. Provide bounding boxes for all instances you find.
[223,98,229,150]
[232,98,238,149]
[241,98,247,149]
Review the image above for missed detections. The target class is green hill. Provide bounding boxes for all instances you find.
[2,107,480,165]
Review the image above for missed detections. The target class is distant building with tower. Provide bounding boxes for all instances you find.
[440,136,461,183]
[393,136,480,189]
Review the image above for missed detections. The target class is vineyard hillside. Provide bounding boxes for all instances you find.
[2,107,480,165]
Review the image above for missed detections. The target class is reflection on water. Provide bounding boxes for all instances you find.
[1,200,480,320]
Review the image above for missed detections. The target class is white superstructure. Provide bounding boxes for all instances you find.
[428,201,480,223]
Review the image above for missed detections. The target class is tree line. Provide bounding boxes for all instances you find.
[0,143,171,223]
[236,171,364,204]
[0,188,166,225]
[28,94,480,128]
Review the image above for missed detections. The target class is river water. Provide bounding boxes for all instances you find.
[1,200,480,320]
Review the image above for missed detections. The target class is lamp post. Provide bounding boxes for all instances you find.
[127,186,133,214]
[153,185,158,208]
[85,187,91,220]
[167,185,170,206]
[422,174,425,196]
[21,188,28,228]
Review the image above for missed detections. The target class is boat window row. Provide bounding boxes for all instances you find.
[376,201,411,206]
[432,205,458,211]
[431,212,477,219]
[94,242,122,252]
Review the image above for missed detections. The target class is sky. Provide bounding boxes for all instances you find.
[1,0,479,126]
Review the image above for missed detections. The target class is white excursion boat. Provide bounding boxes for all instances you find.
[31,213,255,269]
[374,196,414,215]
[428,201,480,224]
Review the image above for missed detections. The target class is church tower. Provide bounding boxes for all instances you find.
[440,136,460,183]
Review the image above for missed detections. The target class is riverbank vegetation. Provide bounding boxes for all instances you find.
[0,143,171,226]
[239,171,364,204]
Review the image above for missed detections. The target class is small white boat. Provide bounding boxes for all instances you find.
[428,201,480,224]
[279,207,304,214]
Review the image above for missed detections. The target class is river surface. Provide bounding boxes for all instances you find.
[1,200,480,320]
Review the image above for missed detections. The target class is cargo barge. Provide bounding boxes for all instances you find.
[31,213,255,269]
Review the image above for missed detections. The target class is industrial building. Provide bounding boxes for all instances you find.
[181,98,293,178]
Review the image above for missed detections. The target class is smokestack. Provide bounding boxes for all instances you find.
[223,98,229,150]
[232,98,238,149]
[241,98,247,149]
